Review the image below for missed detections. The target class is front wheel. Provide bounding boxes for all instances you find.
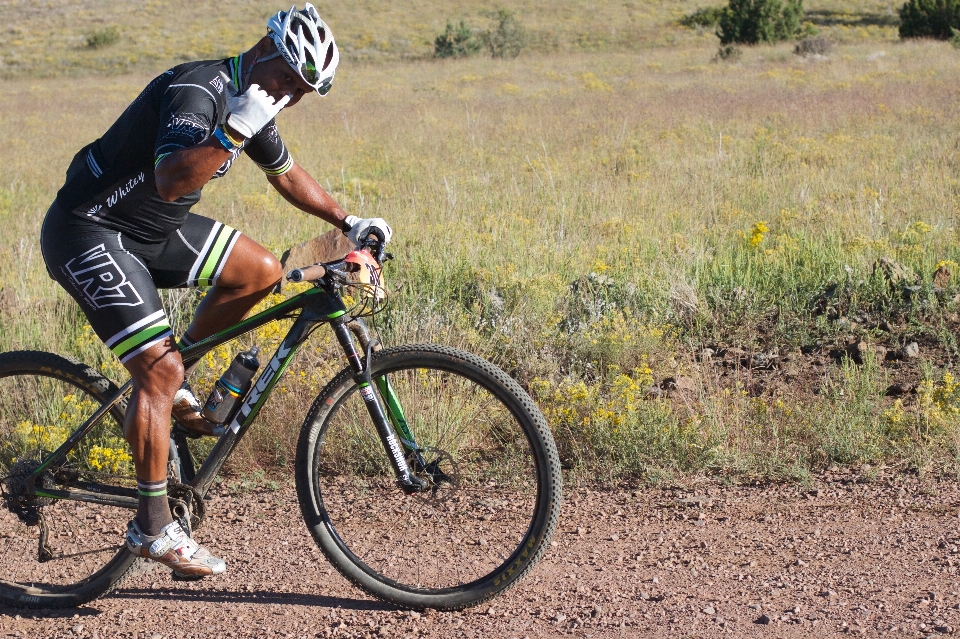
[295,344,562,611]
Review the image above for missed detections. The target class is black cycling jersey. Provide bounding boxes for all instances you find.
[54,56,293,245]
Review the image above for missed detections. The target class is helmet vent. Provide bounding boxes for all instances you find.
[266,3,338,93]
[322,42,334,71]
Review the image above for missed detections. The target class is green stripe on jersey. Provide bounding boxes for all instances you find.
[261,157,293,176]
[230,56,242,91]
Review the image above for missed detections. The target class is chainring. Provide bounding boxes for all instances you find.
[2,459,56,525]
[167,481,205,533]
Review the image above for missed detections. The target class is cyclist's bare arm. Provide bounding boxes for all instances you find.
[267,163,348,228]
[154,125,248,202]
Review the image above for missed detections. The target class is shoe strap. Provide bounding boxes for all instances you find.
[173,386,202,412]
[148,521,200,560]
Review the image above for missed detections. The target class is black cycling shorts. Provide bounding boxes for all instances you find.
[40,203,240,363]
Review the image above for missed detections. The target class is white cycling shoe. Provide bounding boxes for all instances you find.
[126,519,226,578]
[172,382,226,437]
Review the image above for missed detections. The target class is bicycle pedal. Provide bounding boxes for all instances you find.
[172,422,203,440]
[171,570,206,582]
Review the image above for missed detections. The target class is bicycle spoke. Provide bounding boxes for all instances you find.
[0,365,133,589]
[314,365,538,590]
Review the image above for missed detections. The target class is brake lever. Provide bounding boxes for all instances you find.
[360,238,386,264]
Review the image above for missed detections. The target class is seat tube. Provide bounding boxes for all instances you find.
[331,319,415,484]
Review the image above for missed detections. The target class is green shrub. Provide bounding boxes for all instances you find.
[434,20,482,58]
[952,26,960,46]
[899,0,960,39]
[715,43,744,60]
[679,6,727,28]
[481,9,528,59]
[717,0,805,45]
[86,26,120,49]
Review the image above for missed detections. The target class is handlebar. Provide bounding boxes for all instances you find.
[286,264,327,283]
[285,231,390,284]
[359,229,387,264]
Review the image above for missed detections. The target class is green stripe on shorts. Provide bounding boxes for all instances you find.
[197,225,236,286]
[111,318,171,359]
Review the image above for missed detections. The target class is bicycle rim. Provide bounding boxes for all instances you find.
[299,345,560,608]
[0,352,136,601]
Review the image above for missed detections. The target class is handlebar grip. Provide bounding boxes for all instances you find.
[359,227,385,244]
[286,264,327,283]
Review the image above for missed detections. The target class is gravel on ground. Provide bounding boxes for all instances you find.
[3,468,960,638]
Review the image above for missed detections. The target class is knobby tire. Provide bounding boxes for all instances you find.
[295,344,562,611]
[0,351,146,609]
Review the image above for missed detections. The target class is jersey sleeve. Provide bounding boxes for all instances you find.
[154,82,220,168]
[244,119,294,177]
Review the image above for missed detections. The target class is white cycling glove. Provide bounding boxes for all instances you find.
[342,215,393,245]
[224,81,290,139]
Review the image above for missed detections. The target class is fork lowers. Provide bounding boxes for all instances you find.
[331,320,418,487]
[397,475,429,495]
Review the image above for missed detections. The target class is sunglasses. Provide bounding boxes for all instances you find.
[269,34,332,95]
[300,60,332,95]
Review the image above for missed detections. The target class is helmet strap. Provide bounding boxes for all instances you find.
[241,49,283,92]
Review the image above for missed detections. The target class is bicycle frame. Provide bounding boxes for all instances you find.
[25,278,427,515]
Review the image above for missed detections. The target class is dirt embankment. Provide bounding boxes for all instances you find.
[3,470,960,638]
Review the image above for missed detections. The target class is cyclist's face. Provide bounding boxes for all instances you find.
[253,57,315,107]
[249,43,316,107]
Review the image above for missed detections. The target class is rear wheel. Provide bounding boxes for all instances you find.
[0,351,144,608]
[295,344,562,610]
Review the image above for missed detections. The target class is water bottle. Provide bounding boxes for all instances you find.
[202,346,260,424]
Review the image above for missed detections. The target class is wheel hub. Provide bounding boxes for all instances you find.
[408,446,459,499]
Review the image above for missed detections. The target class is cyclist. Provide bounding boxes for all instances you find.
[39,4,391,577]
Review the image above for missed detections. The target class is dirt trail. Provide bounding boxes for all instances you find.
[3,469,960,638]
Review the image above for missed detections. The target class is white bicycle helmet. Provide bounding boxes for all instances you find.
[266,3,339,95]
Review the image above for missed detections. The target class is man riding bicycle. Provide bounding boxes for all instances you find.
[40,4,390,577]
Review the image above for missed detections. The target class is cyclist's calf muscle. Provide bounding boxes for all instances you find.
[123,338,183,482]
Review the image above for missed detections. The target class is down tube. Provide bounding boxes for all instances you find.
[190,335,303,497]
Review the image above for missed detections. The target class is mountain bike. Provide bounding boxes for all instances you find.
[0,236,562,610]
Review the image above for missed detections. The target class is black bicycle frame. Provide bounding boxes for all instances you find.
[27,280,423,509]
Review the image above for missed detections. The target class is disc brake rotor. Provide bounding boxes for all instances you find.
[408,446,459,501]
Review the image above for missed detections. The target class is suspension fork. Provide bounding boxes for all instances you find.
[333,319,426,494]
[346,319,429,470]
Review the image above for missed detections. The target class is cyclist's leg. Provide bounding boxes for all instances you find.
[147,214,281,344]
[40,206,177,533]
[121,339,182,534]
[40,206,225,576]
[186,233,281,340]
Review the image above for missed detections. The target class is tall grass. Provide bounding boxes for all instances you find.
[3,1,960,481]
[0,0,899,78]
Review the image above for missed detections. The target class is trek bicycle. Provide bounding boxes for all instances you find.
[0,237,562,610]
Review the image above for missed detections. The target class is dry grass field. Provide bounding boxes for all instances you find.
[2,0,960,483]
